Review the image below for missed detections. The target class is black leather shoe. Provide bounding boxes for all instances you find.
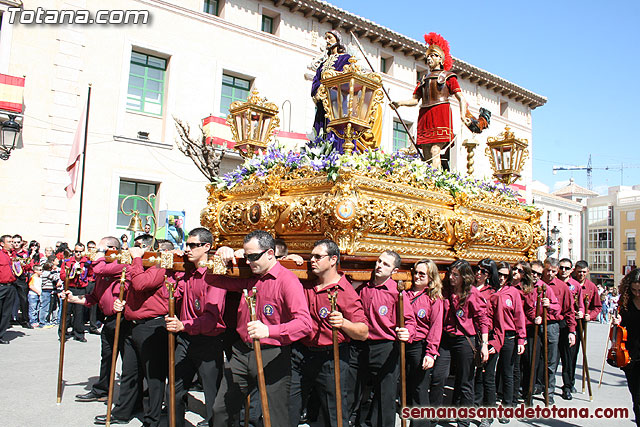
[94,414,130,425]
[76,391,107,402]
[571,386,577,393]
[532,386,543,395]
[561,390,573,400]
[23,322,34,329]
[548,395,555,405]
[88,328,101,335]
[0,339,9,344]
[196,421,210,427]
[74,336,87,342]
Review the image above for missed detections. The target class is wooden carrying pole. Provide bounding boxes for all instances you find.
[598,311,614,388]
[56,266,72,403]
[167,277,177,427]
[577,318,593,401]
[328,288,343,427]
[106,268,127,427]
[542,284,549,407]
[397,281,407,427]
[527,286,542,406]
[244,288,271,427]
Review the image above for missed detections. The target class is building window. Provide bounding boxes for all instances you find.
[261,15,273,33]
[568,215,573,224]
[628,211,636,221]
[588,228,613,249]
[203,0,219,15]
[220,74,251,115]
[392,120,410,152]
[568,239,574,260]
[626,235,636,251]
[588,250,613,272]
[127,52,166,116]
[558,212,562,222]
[500,100,508,117]
[117,180,158,233]
[380,57,387,73]
[588,205,613,226]
[416,69,427,83]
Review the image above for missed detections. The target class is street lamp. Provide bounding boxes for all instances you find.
[0,114,22,160]
[316,57,384,154]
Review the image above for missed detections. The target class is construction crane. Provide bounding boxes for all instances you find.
[552,155,640,190]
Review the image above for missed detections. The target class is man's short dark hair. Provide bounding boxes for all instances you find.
[559,258,573,267]
[157,240,174,251]
[244,230,275,251]
[531,260,543,269]
[74,242,85,250]
[12,234,22,241]
[544,257,559,268]
[383,250,402,269]
[575,260,589,270]
[1,235,11,244]
[313,239,340,263]
[189,227,213,245]
[134,233,157,250]
[274,238,288,257]
[87,240,96,247]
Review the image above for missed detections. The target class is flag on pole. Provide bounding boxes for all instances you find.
[65,103,87,199]
[0,73,25,113]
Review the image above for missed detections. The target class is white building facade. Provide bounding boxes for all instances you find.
[0,0,546,246]
[532,189,583,263]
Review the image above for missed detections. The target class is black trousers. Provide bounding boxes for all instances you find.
[174,333,224,427]
[213,341,291,427]
[623,361,640,427]
[520,325,541,399]
[498,332,517,407]
[59,287,86,338]
[0,282,16,339]
[474,352,498,408]
[431,334,475,427]
[289,343,349,427]
[558,324,576,392]
[13,277,28,323]
[535,321,559,395]
[85,281,99,330]
[131,317,168,427]
[348,340,399,427]
[406,340,435,427]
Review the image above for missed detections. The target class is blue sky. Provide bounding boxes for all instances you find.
[331,0,640,194]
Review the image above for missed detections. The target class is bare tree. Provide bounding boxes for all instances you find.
[173,116,226,181]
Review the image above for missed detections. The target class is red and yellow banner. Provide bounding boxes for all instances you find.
[0,74,25,113]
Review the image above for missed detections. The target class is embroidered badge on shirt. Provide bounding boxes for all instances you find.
[456,309,464,318]
[505,298,512,308]
[319,307,329,318]
[263,304,274,316]
[417,308,426,319]
[378,305,388,315]
[194,298,201,311]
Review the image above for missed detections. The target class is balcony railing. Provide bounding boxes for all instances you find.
[624,242,637,251]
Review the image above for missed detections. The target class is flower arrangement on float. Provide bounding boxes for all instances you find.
[214,137,527,207]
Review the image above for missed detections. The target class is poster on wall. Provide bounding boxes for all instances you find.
[157,210,186,250]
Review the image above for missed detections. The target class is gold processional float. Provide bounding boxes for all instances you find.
[200,58,545,278]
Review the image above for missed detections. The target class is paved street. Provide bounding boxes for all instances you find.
[0,321,635,426]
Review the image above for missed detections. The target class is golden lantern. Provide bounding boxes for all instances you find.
[485,126,529,185]
[226,89,280,158]
[316,57,384,154]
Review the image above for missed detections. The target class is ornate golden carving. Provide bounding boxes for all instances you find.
[204,164,544,263]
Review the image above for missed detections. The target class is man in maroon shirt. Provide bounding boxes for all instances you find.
[59,242,90,341]
[0,235,17,344]
[557,258,584,400]
[347,250,415,427]
[289,239,368,427]
[115,234,168,427]
[537,258,576,404]
[12,234,32,328]
[163,227,227,427]
[212,230,312,427]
